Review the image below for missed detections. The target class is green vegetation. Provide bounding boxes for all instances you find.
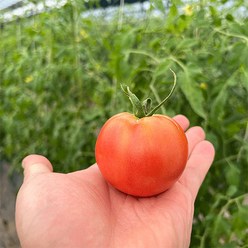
[0,0,247,247]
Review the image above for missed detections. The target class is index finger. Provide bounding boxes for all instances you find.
[173,114,190,131]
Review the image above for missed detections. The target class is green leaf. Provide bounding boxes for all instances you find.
[150,0,166,13]
[153,60,172,78]
[226,14,234,22]
[226,185,237,197]
[210,71,239,121]
[225,163,240,186]
[142,98,152,115]
[210,87,228,122]
[175,38,198,51]
[165,4,178,30]
[178,71,206,119]
[232,206,248,236]
[242,68,248,93]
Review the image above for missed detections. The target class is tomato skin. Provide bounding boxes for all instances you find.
[95,112,188,197]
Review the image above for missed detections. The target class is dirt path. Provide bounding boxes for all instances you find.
[0,162,21,248]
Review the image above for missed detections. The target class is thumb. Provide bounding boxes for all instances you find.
[22,154,53,181]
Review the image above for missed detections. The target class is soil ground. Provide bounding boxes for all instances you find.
[0,162,21,248]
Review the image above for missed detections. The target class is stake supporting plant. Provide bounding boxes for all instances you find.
[121,69,177,118]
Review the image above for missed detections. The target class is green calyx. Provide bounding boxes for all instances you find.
[121,69,177,118]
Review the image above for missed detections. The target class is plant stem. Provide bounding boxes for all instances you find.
[122,69,177,118]
[146,69,177,116]
[121,84,145,118]
[118,0,125,30]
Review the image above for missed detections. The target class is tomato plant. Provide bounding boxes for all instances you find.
[95,76,188,197]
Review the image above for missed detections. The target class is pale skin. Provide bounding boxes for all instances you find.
[15,115,215,248]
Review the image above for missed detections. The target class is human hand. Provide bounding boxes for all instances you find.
[15,115,215,248]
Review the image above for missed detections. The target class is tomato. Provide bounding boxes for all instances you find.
[95,76,188,197]
[95,112,188,197]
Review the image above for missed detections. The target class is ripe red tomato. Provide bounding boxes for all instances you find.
[95,112,188,197]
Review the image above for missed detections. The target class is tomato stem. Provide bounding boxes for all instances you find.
[146,69,177,116]
[121,69,177,118]
[121,84,146,118]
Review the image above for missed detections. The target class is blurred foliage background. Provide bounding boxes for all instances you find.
[0,0,248,247]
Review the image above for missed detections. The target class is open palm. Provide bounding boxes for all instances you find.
[16,115,215,248]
